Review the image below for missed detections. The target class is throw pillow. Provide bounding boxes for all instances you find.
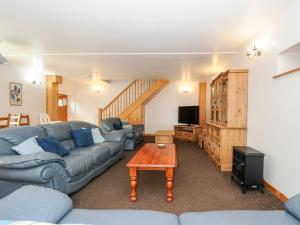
[36,136,69,157]
[113,120,122,130]
[91,128,105,144]
[12,137,45,155]
[285,193,300,221]
[71,128,94,147]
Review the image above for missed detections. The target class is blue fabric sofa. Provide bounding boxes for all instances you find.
[0,121,126,198]
[1,185,300,225]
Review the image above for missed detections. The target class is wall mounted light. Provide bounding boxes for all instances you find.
[180,85,192,94]
[32,79,42,86]
[246,45,262,60]
[93,85,102,93]
[0,54,8,65]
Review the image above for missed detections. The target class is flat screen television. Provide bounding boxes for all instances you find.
[178,106,199,125]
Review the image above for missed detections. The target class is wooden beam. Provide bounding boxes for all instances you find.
[199,82,207,128]
[264,180,288,202]
[98,108,103,127]
[46,75,63,121]
[273,66,300,79]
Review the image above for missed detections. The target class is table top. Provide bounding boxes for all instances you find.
[127,143,177,168]
[155,130,175,136]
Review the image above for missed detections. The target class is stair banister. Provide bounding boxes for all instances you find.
[98,79,167,126]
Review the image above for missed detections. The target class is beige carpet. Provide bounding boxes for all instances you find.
[71,138,283,214]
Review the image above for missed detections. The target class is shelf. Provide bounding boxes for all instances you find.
[273,66,300,79]
[207,121,247,129]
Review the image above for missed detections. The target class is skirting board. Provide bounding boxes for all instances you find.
[144,133,155,137]
[264,180,288,202]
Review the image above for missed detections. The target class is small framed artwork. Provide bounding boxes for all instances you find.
[9,82,22,106]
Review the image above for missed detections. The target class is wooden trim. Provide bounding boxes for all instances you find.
[227,69,248,73]
[264,180,288,202]
[206,121,247,129]
[144,133,155,137]
[199,82,206,128]
[273,66,300,79]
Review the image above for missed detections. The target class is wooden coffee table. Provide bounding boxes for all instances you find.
[126,143,177,203]
[155,130,175,144]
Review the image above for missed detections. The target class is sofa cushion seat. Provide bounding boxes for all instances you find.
[59,209,179,225]
[63,153,94,178]
[102,141,122,156]
[69,144,112,165]
[179,211,300,225]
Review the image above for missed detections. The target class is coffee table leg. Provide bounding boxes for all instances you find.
[166,168,174,203]
[129,167,137,202]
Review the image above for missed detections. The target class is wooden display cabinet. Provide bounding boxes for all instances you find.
[204,69,248,171]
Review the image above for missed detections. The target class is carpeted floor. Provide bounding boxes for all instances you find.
[71,138,283,214]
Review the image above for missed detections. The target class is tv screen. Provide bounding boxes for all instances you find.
[178,106,199,125]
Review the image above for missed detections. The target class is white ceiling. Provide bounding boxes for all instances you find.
[0,0,290,80]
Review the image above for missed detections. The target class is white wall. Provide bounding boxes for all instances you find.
[60,79,203,133]
[59,79,130,125]
[225,0,300,197]
[145,81,199,133]
[0,64,45,125]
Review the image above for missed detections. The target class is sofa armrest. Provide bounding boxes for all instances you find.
[0,152,66,169]
[102,130,127,142]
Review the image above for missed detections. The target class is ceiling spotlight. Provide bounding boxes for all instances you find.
[0,54,8,65]
[246,45,262,60]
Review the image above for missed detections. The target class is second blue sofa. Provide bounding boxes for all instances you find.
[0,185,300,225]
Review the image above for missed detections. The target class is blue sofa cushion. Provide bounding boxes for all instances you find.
[60,139,76,151]
[40,123,72,141]
[59,209,179,225]
[67,121,98,130]
[179,211,300,225]
[71,145,112,165]
[0,127,47,146]
[285,193,300,221]
[113,119,122,130]
[0,185,72,223]
[12,136,45,155]
[36,136,69,157]
[63,153,94,178]
[0,139,16,155]
[71,128,94,148]
[102,120,114,132]
[102,141,122,156]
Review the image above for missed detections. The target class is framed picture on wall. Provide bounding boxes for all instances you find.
[9,82,22,106]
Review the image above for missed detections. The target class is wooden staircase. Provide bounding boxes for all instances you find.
[98,79,168,126]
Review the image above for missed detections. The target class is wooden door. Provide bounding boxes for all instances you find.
[58,94,68,122]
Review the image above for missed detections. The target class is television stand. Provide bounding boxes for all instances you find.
[174,125,201,142]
